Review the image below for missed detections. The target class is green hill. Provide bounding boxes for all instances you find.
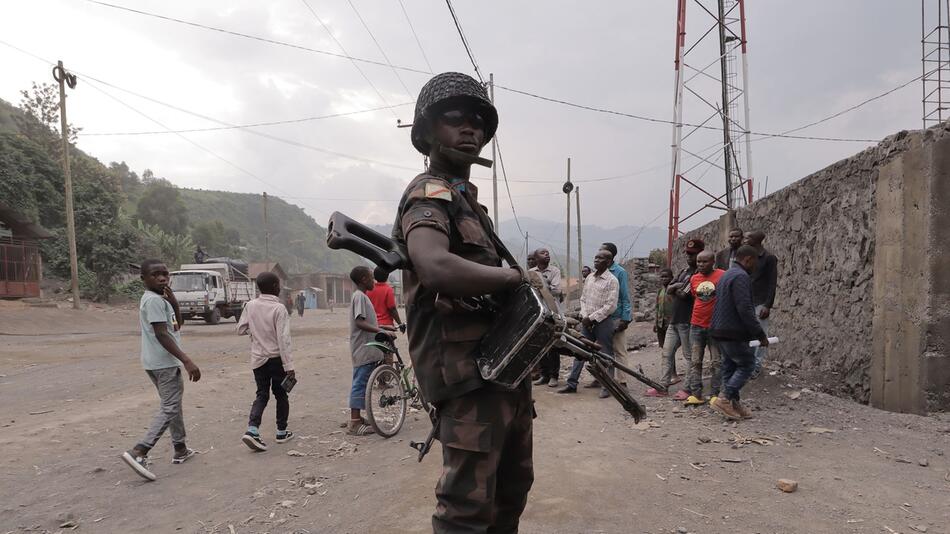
[175,188,362,273]
[0,89,361,300]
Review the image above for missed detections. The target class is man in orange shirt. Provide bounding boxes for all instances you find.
[684,250,726,405]
[365,270,403,330]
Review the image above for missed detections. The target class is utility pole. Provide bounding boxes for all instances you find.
[262,192,270,263]
[575,185,583,283]
[525,231,530,264]
[489,73,499,227]
[54,61,80,310]
[563,158,573,297]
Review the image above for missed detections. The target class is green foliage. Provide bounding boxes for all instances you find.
[648,248,667,266]
[115,278,145,300]
[136,220,194,268]
[0,133,64,228]
[191,219,240,258]
[136,179,189,235]
[14,82,79,160]
[177,189,363,273]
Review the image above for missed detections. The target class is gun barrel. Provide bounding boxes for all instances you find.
[326,212,410,276]
[556,333,667,392]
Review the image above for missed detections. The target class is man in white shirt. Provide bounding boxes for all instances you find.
[558,250,619,393]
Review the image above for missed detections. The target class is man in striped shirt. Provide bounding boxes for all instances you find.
[558,249,619,393]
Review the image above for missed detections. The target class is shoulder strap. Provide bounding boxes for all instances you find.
[459,190,520,268]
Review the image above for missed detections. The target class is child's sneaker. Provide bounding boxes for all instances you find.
[275,430,295,444]
[121,450,157,481]
[242,432,268,452]
[172,446,197,464]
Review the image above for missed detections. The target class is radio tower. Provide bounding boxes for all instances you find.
[667,0,753,264]
[922,0,950,128]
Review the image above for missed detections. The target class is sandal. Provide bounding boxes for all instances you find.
[347,420,376,436]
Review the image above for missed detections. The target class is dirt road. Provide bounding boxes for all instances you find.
[1,300,948,534]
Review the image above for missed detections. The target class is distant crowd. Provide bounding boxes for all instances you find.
[118,230,777,481]
[526,231,777,422]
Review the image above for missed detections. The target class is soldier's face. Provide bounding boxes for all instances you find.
[431,107,486,155]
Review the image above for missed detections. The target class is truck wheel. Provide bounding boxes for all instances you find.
[204,307,221,325]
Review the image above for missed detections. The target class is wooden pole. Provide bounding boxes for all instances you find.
[490,72,499,227]
[263,192,269,263]
[565,157,571,297]
[55,60,80,309]
[575,185,582,283]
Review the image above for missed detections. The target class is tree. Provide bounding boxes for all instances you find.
[191,220,240,258]
[649,248,667,266]
[137,220,195,268]
[136,179,189,235]
[15,82,80,159]
[109,161,140,194]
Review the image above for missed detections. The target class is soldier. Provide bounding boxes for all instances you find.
[393,72,534,533]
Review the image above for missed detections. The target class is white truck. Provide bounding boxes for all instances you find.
[170,263,256,324]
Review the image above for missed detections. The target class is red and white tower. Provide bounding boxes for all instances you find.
[667,0,753,264]
[922,0,950,128]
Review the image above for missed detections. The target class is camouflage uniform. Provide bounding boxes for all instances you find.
[394,173,534,533]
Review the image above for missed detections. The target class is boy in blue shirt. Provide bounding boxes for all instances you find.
[121,259,202,481]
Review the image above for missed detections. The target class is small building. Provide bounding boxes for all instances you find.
[0,203,52,299]
[286,271,354,309]
[248,262,289,286]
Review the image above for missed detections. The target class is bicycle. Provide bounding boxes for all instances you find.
[363,332,431,438]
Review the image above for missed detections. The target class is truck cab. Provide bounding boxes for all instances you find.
[171,263,256,324]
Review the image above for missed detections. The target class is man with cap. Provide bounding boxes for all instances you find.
[392,72,533,533]
[647,239,703,398]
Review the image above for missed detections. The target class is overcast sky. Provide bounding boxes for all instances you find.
[0,0,923,253]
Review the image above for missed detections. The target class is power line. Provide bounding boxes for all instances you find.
[74,69,419,171]
[346,0,414,99]
[494,135,525,237]
[83,0,431,76]
[495,84,885,143]
[78,2,919,144]
[396,0,434,73]
[762,71,931,138]
[299,0,399,119]
[81,102,414,136]
[83,78,296,200]
[444,0,484,83]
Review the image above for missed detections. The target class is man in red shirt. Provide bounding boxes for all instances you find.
[365,270,403,330]
[684,250,725,405]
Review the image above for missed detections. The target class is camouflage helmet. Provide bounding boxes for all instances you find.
[410,72,498,155]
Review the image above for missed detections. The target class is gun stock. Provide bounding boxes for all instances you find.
[326,212,410,278]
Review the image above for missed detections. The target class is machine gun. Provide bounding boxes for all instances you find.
[326,211,660,454]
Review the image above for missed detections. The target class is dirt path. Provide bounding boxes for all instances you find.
[1,302,948,534]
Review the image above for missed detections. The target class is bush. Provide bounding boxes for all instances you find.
[115,278,144,300]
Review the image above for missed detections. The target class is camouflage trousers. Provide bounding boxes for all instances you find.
[433,385,534,534]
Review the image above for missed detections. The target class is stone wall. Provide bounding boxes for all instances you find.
[674,125,950,414]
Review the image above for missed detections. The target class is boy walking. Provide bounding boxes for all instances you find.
[347,266,396,436]
[709,245,770,419]
[121,259,201,482]
[238,272,295,451]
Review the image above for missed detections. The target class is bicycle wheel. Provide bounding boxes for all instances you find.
[365,364,407,438]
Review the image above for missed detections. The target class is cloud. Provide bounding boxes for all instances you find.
[0,0,926,250]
